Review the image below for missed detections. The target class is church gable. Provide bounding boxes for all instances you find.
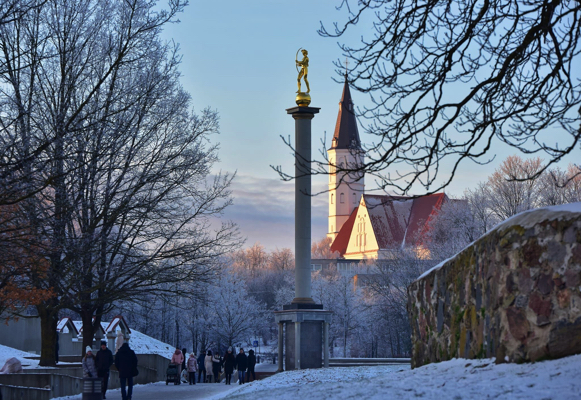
[343,197,381,259]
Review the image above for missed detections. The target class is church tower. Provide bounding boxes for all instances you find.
[327,79,365,241]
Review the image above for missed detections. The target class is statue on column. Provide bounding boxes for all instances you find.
[296,49,310,93]
[295,49,311,106]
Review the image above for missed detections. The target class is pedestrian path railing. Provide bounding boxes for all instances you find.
[329,358,411,367]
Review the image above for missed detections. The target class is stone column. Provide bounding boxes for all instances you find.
[295,321,301,370]
[277,322,284,372]
[286,106,320,304]
[323,322,329,368]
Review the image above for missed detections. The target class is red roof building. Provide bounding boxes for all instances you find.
[326,79,448,260]
[330,193,447,259]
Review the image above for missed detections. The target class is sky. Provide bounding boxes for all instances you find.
[160,0,581,251]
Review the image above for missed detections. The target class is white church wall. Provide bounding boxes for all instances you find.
[327,148,365,241]
[343,197,379,260]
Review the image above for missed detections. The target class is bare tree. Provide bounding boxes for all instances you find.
[485,155,543,220]
[230,243,269,278]
[311,236,340,259]
[270,248,294,271]
[0,0,241,366]
[464,183,498,234]
[313,0,581,194]
[538,164,581,206]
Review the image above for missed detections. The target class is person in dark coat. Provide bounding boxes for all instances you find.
[181,348,187,375]
[95,341,114,399]
[247,349,256,382]
[235,348,248,384]
[212,352,222,383]
[222,347,235,385]
[115,342,138,400]
[196,350,206,383]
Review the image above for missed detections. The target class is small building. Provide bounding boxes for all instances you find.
[0,315,132,356]
[56,317,80,355]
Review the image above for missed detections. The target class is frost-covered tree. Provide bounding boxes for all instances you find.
[311,237,340,259]
[270,248,294,271]
[425,197,493,260]
[207,271,267,349]
[485,156,544,220]
[363,250,431,356]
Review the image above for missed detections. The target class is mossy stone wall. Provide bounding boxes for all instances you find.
[407,208,581,368]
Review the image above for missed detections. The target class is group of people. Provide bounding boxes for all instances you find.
[82,340,138,400]
[171,346,257,385]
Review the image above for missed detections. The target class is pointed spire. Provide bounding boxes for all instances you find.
[331,77,361,150]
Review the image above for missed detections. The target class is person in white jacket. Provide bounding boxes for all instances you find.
[204,350,214,382]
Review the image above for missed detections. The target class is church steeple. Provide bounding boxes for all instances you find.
[327,78,365,242]
[331,78,361,150]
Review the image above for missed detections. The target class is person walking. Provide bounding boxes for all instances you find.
[204,350,214,383]
[223,347,235,385]
[171,348,184,385]
[212,351,222,383]
[186,353,198,385]
[196,350,206,383]
[247,349,256,382]
[235,348,248,385]
[181,348,187,382]
[95,341,114,399]
[115,342,138,400]
[82,346,97,378]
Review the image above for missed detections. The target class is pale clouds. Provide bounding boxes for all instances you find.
[224,174,328,250]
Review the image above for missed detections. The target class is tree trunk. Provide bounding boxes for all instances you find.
[37,301,59,367]
[81,309,95,357]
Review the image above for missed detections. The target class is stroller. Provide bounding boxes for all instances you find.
[166,363,180,385]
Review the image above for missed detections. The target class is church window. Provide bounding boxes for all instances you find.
[340,193,345,203]
[331,194,334,204]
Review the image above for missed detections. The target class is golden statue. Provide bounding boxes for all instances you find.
[295,48,311,106]
[296,49,310,93]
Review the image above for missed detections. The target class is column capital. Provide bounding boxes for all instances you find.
[286,106,320,119]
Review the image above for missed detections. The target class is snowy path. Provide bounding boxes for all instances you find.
[53,381,238,400]
[212,354,581,400]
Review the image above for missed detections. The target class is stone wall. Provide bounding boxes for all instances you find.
[407,204,581,368]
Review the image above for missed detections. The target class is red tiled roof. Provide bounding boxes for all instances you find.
[331,193,447,256]
[330,205,359,255]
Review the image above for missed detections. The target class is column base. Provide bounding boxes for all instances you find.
[291,297,316,304]
[274,307,332,370]
[284,302,323,310]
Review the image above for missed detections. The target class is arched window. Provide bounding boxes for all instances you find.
[340,193,345,203]
[331,194,334,204]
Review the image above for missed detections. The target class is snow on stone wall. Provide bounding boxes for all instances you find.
[407,203,581,368]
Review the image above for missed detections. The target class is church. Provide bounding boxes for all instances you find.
[324,79,448,262]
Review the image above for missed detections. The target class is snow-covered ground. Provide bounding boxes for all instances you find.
[0,344,39,368]
[214,355,581,400]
